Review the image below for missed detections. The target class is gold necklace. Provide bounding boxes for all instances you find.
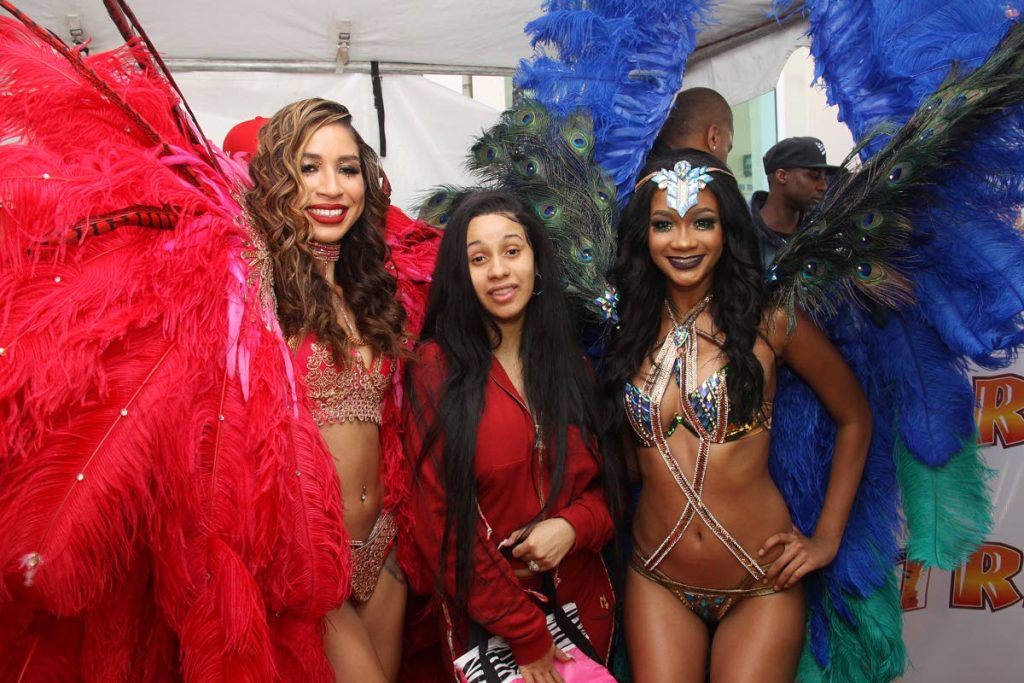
[664,294,712,396]
[339,305,368,347]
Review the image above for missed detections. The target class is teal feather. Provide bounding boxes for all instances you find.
[531,195,563,226]
[590,174,615,212]
[558,113,595,157]
[470,134,506,170]
[797,579,906,683]
[505,100,550,136]
[513,154,546,182]
[896,436,994,569]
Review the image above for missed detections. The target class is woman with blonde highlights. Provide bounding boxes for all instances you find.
[247,98,425,682]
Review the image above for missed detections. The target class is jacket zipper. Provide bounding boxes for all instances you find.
[492,378,546,507]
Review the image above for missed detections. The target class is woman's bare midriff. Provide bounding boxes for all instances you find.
[320,421,383,541]
[632,427,792,589]
[631,328,788,589]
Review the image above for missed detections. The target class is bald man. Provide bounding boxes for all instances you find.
[648,87,734,164]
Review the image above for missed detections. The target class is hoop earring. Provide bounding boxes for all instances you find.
[533,271,543,296]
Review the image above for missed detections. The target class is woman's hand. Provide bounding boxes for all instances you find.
[502,518,577,572]
[519,644,573,683]
[758,526,838,591]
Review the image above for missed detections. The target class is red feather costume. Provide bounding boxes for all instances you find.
[379,205,441,588]
[0,8,438,681]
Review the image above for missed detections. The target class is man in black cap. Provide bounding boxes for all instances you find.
[751,136,838,270]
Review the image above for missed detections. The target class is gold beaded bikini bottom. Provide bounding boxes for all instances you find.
[630,547,776,623]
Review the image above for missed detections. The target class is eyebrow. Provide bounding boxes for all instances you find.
[301,152,360,162]
[652,207,717,219]
[466,233,526,248]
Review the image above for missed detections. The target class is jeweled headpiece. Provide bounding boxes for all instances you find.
[635,161,733,218]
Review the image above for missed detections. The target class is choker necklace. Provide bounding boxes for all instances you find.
[310,240,341,262]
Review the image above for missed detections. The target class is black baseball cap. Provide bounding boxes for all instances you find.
[763,136,839,174]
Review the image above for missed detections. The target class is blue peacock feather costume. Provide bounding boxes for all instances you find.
[767,2,1024,680]
[425,1,1024,681]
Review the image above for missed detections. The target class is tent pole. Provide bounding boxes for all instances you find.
[163,58,513,77]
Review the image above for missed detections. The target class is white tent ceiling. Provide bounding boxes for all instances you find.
[12,1,806,84]
[5,1,811,209]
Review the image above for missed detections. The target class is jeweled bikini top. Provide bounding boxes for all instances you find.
[624,362,770,445]
[623,297,769,446]
[291,332,394,427]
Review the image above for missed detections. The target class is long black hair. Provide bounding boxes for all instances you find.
[407,190,619,614]
[606,149,767,423]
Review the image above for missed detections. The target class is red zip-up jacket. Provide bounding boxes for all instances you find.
[403,341,614,669]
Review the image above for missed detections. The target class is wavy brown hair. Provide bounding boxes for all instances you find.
[245,98,406,362]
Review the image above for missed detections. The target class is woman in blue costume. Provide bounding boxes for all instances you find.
[420,2,1024,678]
[606,149,870,682]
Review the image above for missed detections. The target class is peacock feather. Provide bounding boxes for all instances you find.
[770,18,1024,320]
[419,99,618,322]
[767,2,1024,680]
[417,185,462,230]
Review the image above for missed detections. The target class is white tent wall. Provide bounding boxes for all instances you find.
[683,18,810,106]
[12,1,801,210]
[12,0,540,68]
[14,1,786,73]
[174,70,500,211]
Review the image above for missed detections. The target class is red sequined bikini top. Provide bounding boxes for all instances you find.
[291,333,395,427]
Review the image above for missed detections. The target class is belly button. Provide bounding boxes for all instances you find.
[360,483,367,504]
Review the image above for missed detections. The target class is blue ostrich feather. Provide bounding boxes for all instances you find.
[875,313,978,466]
[767,3,1024,677]
[896,114,1024,363]
[515,0,711,206]
[770,309,902,673]
[777,0,1024,154]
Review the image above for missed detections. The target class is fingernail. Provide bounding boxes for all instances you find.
[758,549,764,556]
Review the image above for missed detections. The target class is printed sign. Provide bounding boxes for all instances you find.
[901,366,1024,681]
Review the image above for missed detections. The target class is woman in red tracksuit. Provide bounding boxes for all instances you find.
[403,191,620,683]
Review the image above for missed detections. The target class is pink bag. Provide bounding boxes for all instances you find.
[543,648,616,683]
[453,602,616,683]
